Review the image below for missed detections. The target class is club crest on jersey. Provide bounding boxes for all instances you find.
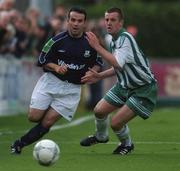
[84,50,90,58]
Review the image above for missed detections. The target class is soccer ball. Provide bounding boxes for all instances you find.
[33,139,60,166]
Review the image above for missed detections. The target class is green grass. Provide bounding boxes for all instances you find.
[0,107,180,171]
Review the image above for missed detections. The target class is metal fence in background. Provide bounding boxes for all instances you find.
[0,54,42,115]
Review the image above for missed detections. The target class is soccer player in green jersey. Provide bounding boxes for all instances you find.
[80,7,158,155]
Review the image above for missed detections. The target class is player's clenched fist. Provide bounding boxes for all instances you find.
[44,63,68,75]
[55,65,68,75]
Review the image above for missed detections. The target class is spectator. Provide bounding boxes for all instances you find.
[0,10,16,54]
[32,23,50,57]
[11,15,29,58]
[48,15,64,37]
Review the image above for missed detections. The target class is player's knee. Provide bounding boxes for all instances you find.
[93,106,99,115]
[94,106,106,118]
[28,108,46,122]
[28,113,40,122]
[111,122,121,131]
[28,110,41,122]
[111,117,123,131]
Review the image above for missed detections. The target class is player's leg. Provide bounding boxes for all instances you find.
[112,82,157,155]
[27,108,47,122]
[80,83,125,146]
[11,73,53,154]
[94,99,118,141]
[111,104,135,155]
[18,73,81,149]
[11,76,82,154]
[80,98,118,146]
[21,108,61,147]
[11,108,61,154]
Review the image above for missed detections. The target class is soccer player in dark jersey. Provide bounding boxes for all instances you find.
[11,7,103,154]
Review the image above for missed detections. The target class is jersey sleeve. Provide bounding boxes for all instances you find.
[37,38,56,66]
[113,37,133,68]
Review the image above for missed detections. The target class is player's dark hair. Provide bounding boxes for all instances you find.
[68,6,87,21]
[106,7,124,21]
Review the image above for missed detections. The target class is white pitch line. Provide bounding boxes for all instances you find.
[0,115,94,136]
[107,141,180,145]
[39,141,180,145]
[51,115,94,130]
[0,115,180,145]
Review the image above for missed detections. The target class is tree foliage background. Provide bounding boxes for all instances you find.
[54,0,180,58]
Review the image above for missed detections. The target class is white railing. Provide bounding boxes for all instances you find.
[0,54,43,115]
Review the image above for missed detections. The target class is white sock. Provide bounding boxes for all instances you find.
[95,116,109,141]
[114,124,132,146]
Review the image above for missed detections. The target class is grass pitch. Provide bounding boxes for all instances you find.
[0,107,180,171]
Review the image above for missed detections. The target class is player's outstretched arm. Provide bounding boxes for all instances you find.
[81,67,115,84]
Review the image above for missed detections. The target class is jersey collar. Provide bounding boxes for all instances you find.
[112,28,126,41]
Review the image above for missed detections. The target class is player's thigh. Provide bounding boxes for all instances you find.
[28,108,47,122]
[41,107,62,128]
[95,83,126,118]
[29,93,52,122]
[94,99,118,118]
[111,104,136,130]
[29,74,53,121]
[126,82,157,119]
[50,83,81,121]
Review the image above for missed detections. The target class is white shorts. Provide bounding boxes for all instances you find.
[30,73,81,121]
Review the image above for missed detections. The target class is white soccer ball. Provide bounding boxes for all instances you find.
[33,139,60,166]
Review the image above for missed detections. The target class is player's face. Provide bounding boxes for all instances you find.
[104,12,123,37]
[67,11,86,38]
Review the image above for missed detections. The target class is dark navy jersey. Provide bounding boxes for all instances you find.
[38,31,103,84]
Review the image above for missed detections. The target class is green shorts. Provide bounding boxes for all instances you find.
[104,81,158,119]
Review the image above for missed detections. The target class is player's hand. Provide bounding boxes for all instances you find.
[55,65,68,75]
[85,32,100,50]
[81,67,101,84]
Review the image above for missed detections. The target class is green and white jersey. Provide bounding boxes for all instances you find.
[110,28,155,89]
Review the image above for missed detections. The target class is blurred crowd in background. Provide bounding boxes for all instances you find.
[0,0,66,58]
[0,0,112,59]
